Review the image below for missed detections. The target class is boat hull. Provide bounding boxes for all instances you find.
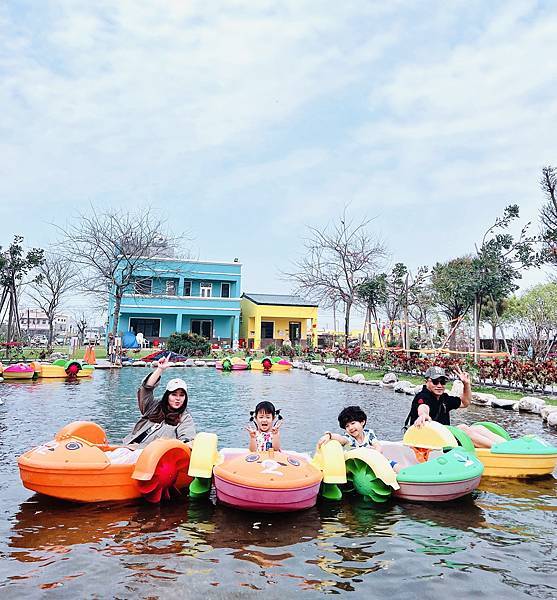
[475,448,557,478]
[250,361,292,371]
[19,461,141,502]
[18,423,192,503]
[215,363,248,370]
[214,474,320,512]
[3,367,34,380]
[394,475,482,502]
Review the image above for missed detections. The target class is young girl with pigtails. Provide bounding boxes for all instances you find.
[245,401,283,452]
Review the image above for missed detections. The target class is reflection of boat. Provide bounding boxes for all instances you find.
[9,494,322,562]
[215,357,248,371]
[3,363,34,380]
[452,422,557,478]
[187,433,343,512]
[18,421,192,503]
[478,476,557,500]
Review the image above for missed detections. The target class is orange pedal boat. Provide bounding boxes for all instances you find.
[18,421,192,503]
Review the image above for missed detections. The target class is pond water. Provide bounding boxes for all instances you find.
[0,367,556,599]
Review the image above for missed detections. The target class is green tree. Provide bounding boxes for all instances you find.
[506,283,557,358]
[0,236,44,355]
[480,296,510,353]
[383,263,408,345]
[470,205,541,356]
[357,273,387,347]
[430,256,476,349]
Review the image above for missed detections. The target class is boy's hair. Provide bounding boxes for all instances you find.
[250,401,281,421]
[338,405,367,429]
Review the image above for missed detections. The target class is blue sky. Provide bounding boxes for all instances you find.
[1,1,556,327]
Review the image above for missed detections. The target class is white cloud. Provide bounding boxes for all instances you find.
[0,0,555,299]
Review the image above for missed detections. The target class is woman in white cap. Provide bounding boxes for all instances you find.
[122,355,196,447]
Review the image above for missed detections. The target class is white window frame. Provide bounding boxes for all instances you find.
[183,280,192,296]
[200,282,212,298]
[134,277,152,294]
[191,319,213,338]
[165,280,177,295]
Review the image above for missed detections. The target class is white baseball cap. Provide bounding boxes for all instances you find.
[166,378,188,393]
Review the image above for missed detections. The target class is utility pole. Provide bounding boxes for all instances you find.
[473,296,479,363]
[332,301,337,347]
[403,273,410,356]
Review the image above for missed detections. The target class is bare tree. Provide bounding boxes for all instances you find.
[540,166,557,236]
[27,254,78,350]
[73,311,88,346]
[285,211,387,347]
[56,207,180,338]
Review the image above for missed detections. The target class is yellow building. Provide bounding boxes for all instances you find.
[240,293,318,350]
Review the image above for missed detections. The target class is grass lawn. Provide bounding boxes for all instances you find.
[342,365,557,406]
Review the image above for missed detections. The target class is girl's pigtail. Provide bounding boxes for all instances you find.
[249,410,255,422]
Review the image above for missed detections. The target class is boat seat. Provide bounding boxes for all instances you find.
[105,447,143,464]
[379,441,443,468]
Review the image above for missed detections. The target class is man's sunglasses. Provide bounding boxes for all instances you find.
[430,377,447,385]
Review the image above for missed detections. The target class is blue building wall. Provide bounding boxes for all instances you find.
[108,258,241,345]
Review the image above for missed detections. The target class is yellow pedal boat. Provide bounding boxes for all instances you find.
[449,422,557,479]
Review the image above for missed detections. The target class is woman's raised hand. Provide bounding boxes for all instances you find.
[157,355,172,370]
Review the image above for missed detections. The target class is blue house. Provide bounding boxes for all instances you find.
[108,257,241,345]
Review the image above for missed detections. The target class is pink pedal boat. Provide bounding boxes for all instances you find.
[215,358,248,371]
[213,449,323,512]
[3,363,35,380]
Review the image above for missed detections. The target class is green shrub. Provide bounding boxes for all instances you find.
[166,332,210,357]
[266,343,277,356]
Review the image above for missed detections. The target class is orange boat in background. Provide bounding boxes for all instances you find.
[18,421,192,503]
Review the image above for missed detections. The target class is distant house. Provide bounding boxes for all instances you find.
[19,308,69,338]
[108,257,241,346]
[240,293,318,350]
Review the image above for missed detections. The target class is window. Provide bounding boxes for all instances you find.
[165,280,177,295]
[261,321,274,338]
[191,319,213,338]
[221,283,230,298]
[183,281,192,296]
[289,322,301,341]
[134,278,152,294]
[129,318,160,337]
[200,282,212,298]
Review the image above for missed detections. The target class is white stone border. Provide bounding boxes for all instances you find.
[292,361,557,430]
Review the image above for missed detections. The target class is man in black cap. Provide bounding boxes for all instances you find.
[405,365,471,428]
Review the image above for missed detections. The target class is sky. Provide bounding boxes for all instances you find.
[1,0,556,328]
